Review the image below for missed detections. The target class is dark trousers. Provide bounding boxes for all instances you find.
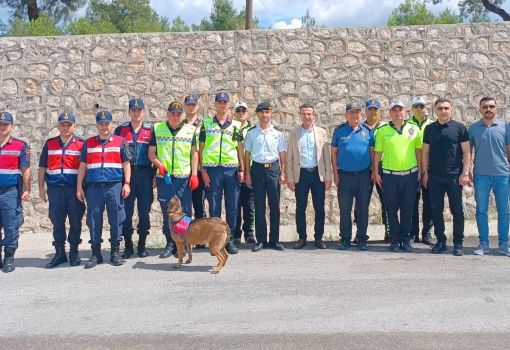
[295,168,325,241]
[369,181,388,234]
[338,169,371,241]
[122,167,154,237]
[428,174,464,244]
[382,172,417,243]
[192,170,206,219]
[411,181,434,239]
[205,166,240,235]
[235,183,255,239]
[0,186,23,249]
[156,176,191,236]
[86,182,125,245]
[251,162,281,244]
[47,185,85,246]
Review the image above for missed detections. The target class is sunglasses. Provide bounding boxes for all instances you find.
[236,108,247,113]
[413,104,426,109]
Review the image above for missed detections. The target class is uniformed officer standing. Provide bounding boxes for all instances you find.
[183,94,206,220]
[76,111,132,269]
[232,101,256,246]
[0,111,30,273]
[332,103,374,251]
[199,91,244,255]
[244,101,287,252]
[408,96,434,245]
[148,101,199,258]
[373,100,422,252]
[38,112,86,268]
[114,98,154,259]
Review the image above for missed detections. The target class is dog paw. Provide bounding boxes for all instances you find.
[173,264,181,269]
[185,259,192,264]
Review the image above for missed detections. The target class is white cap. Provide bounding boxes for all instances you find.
[411,96,427,107]
[389,100,405,110]
[234,101,248,110]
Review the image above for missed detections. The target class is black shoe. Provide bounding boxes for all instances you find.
[352,237,358,245]
[122,236,134,259]
[402,241,413,253]
[431,241,447,254]
[357,241,368,251]
[389,242,399,252]
[294,239,307,249]
[69,245,81,266]
[252,242,264,252]
[314,240,327,249]
[245,234,256,244]
[270,242,285,251]
[46,244,68,269]
[0,251,3,269]
[422,233,434,246]
[226,241,239,254]
[413,236,421,244]
[453,243,464,256]
[159,241,174,259]
[233,238,241,247]
[84,244,103,269]
[110,243,123,266]
[338,240,351,250]
[2,248,15,273]
[137,235,149,258]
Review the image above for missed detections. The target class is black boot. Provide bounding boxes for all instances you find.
[0,250,3,269]
[226,240,238,254]
[69,244,81,266]
[2,247,16,273]
[110,242,123,266]
[84,244,103,269]
[137,234,149,258]
[122,235,134,259]
[159,235,174,259]
[46,244,68,269]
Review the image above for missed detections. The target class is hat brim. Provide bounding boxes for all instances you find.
[168,109,184,113]
[0,121,12,125]
[58,120,75,124]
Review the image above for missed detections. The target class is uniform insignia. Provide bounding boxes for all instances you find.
[134,99,139,107]
[220,92,224,97]
[143,122,153,129]
[361,130,366,138]
[408,128,415,136]
[101,111,106,119]
[0,114,4,120]
[63,112,69,120]
[121,122,130,127]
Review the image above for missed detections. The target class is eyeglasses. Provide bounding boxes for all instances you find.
[413,104,426,109]
[236,108,247,113]
[481,105,497,110]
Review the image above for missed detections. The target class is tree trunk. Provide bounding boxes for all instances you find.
[27,0,39,21]
[245,0,253,30]
[481,0,510,21]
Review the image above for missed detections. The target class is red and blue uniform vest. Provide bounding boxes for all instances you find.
[85,135,124,183]
[45,136,84,186]
[115,122,152,167]
[0,137,27,188]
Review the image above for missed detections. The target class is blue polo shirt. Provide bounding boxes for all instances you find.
[331,123,374,172]
[468,119,510,176]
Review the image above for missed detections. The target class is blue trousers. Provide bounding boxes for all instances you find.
[0,186,23,249]
[156,176,191,236]
[86,182,125,245]
[474,174,509,244]
[205,166,240,234]
[338,169,371,241]
[47,185,85,246]
[122,167,154,237]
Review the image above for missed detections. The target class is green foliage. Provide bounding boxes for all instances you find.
[0,0,86,22]
[7,13,62,36]
[192,0,258,31]
[431,0,508,22]
[68,17,119,35]
[388,0,463,25]
[170,16,191,32]
[301,10,317,28]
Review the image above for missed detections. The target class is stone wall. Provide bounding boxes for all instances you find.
[1,22,509,232]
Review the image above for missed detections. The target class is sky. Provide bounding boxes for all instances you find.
[0,0,507,28]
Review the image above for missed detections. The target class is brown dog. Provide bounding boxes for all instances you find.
[167,196,230,274]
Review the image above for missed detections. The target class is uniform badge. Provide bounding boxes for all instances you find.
[0,114,4,120]
[408,128,414,136]
[101,111,106,119]
[64,112,69,120]
[134,99,139,107]
[361,130,366,138]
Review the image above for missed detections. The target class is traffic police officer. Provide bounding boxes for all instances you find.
[408,96,434,245]
[244,101,287,252]
[332,102,374,251]
[148,101,199,258]
[77,111,132,269]
[373,100,422,252]
[183,94,206,220]
[0,111,30,273]
[199,91,244,255]
[114,98,154,259]
[38,112,86,268]
[232,101,256,246]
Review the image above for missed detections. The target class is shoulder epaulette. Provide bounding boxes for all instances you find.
[334,123,346,131]
[375,123,389,131]
[120,122,130,127]
[143,122,153,129]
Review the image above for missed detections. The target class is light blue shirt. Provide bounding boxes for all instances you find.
[468,119,510,176]
[299,126,317,168]
[244,124,287,163]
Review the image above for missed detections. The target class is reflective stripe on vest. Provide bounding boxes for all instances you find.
[154,122,195,178]
[45,137,84,186]
[0,138,25,188]
[201,118,241,168]
[85,136,124,183]
[116,124,153,166]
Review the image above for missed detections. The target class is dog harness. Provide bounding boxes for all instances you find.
[171,215,192,236]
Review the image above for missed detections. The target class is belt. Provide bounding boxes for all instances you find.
[382,167,418,176]
[0,185,17,194]
[132,165,151,171]
[338,168,370,176]
[301,166,318,172]
[252,161,278,169]
[88,182,119,189]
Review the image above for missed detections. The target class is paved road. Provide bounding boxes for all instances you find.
[1,226,510,349]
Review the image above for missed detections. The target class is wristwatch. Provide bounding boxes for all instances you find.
[463,172,469,177]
